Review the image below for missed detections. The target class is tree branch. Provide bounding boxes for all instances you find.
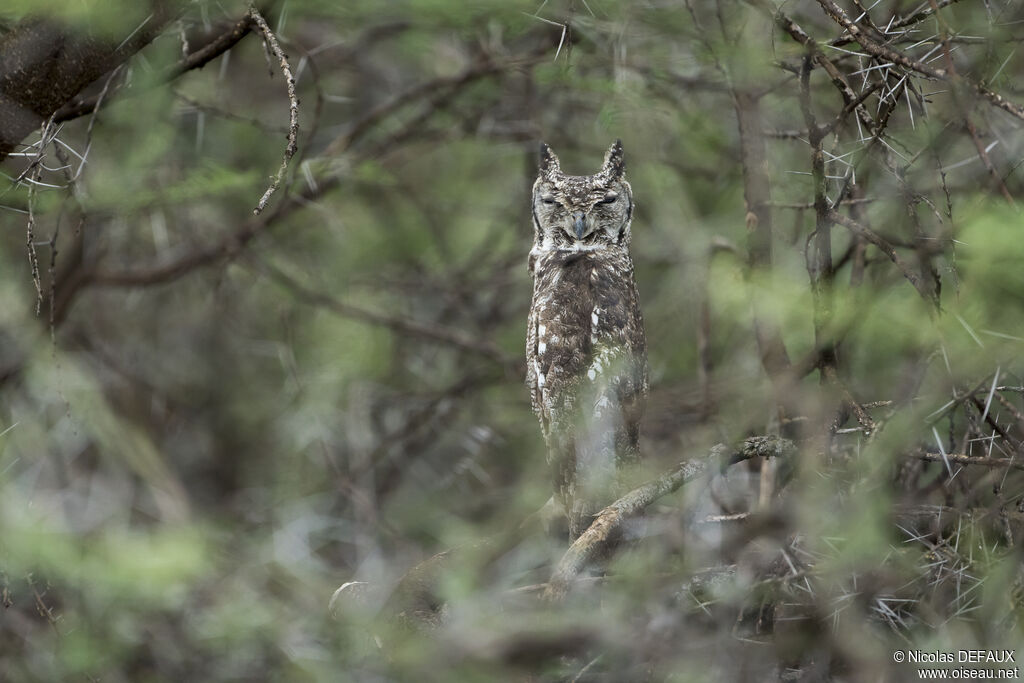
[815,0,1024,122]
[827,210,937,305]
[915,452,1024,473]
[53,14,257,123]
[0,3,182,161]
[252,258,521,370]
[543,436,795,600]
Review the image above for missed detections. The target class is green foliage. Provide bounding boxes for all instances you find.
[1,0,1024,681]
[0,0,154,37]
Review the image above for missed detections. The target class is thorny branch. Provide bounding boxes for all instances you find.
[745,0,876,134]
[815,0,1024,122]
[544,436,795,600]
[915,451,1024,473]
[828,210,937,305]
[927,0,1015,204]
[54,14,257,123]
[543,432,1024,601]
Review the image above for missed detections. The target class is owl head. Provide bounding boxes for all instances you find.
[531,140,634,249]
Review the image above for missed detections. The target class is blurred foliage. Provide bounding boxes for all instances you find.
[2,0,1024,681]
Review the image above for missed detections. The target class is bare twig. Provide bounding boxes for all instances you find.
[828,210,937,305]
[253,257,520,370]
[823,365,875,433]
[23,116,61,315]
[887,0,965,34]
[928,0,1015,204]
[25,164,42,315]
[915,452,1024,472]
[248,6,299,215]
[55,15,257,123]
[26,574,60,636]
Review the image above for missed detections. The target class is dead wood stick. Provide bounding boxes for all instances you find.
[543,436,794,600]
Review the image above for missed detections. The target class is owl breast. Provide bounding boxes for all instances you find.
[526,246,648,537]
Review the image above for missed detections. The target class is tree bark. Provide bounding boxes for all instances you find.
[0,4,179,161]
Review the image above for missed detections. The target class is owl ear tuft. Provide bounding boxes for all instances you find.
[602,139,625,179]
[539,142,561,178]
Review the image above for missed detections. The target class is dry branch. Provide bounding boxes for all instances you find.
[322,45,551,158]
[928,0,1015,204]
[800,53,836,374]
[54,14,257,123]
[42,37,548,328]
[256,258,520,370]
[827,210,937,305]
[544,436,795,600]
[849,0,964,42]
[815,0,946,80]
[745,0,875,134]
[248,7,299,215]
[24,152,43,315]
[823,365,875,434]
[815,0,1024,122]
[0,5,179,161]
[915,452,1024,473]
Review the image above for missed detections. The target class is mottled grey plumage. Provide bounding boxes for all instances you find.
[526,140,648,539]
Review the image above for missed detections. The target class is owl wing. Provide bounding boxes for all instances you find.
[525,294,547,435]
[587,255,648,468]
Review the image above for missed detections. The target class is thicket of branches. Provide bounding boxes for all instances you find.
[1,1,1023,681]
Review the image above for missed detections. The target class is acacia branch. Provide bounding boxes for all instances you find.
[321,44,552,158]
[745,0,875,134]
[543,441,1024,602]
[915,452,1024,473]
[827,210,937,305]
[893,0,964,30]
[800,53,836,375]
[543,436,795,600]
[253,258,520,369]
[815,0,1024,122]
[822,365,875,433]
[928,0,1015,204]
[815,0,946,80]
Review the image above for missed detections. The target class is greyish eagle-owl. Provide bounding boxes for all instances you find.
[526,140,648,539]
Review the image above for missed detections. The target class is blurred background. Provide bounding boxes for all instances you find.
[1,0,1024,680]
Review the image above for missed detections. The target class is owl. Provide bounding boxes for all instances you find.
[526,140,648,540]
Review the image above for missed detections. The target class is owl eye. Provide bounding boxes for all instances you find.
[597,194,617,205]
[541,195,557,204]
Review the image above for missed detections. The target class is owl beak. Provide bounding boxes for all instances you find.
[572,211,587,239]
